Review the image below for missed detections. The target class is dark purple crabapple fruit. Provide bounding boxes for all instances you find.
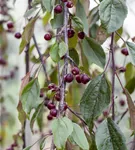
[80,74,90,84]
[7,22,14,29]
[64,73,74,83]
[119,99,125,107]
[50,109,57,117]
[14,32,21,39]
[44,33,52,41]
[54,4,63,14]
[0,58,7,65]
[67,29,75,38]
[47,114,53,120]
[66,1,73,8]
[71,67,80,75]
[48,83,56,90]
[54,92,61,101]
[47,103,56,110]
[121,48,129,56]
[61,0,68,2]
[75,74,82,83]
[78,31,85,39]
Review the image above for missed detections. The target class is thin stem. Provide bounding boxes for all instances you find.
[66,55,78,67]
[59,3,69,112]
[110,33,115,120]
[117,109,128,124]
[103,50,111,73]
[115,31,126,43]
[67,106,87,126]
[33,34,50,84]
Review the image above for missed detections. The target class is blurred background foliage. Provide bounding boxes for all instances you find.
[0,0,135,149]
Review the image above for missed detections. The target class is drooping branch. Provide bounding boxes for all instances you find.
[110,32,115,120]
[33,34,50,84]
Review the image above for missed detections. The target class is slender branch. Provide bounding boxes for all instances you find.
[103,50,111,73]
[33,34,50,84]
[115,31,126,43]
[66,55,78,67]
[59,3,69,112]
[130,135,135,150]
[110,33,115,120]
[117,109,128,124]
[67,106,87,126]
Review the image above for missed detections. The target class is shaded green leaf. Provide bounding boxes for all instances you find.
[42,11,51,26]
[50,43,60,62]
[51,117,73,149]
[125,63,135,83]
[69,49,79,66]
[76,0,89,33]
[41,0,52,12]
[126,42,135,65]
[40,137,46,150]
[82,37,106,68]
[59,41,67,58]
[80,75,110,131]
[24,6,39,18]
[71,123,89,150]
[99,0,128,33]
[19,18,37,54]
[21,78,40,115]
[23,146,32,150]
[95,118,127,150]
[125,77,135,94]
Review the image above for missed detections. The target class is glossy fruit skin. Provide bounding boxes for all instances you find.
[66,1,73,8]
[103,110,108,117]
[50,109,57,117]
[0,58,7,65]
[121,48,129,56]
[78,31,85,39]
[64,73,74,83]
[44,33,52,41]
[67,29,75,38]
[40,92,44,98]
[48,83,56,90]
[44,97,50,106]
[119,99,125,106]
[54,92,60,101]
[14,32,21,39]
[71,67,79,75]
[47,114,53,120]
[119,67,126,73]
[54,4,63,14]
[7,22,14,29]
[75,74,82,83]
[61,0,68,2]
[81,74,90,84]
[64,103,68,110]
[47,103,56,110]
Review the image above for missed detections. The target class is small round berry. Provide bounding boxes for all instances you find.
[78,31,85,39]
[75,74,82,83]
[121,48,129,56]
[67,29,75,38]
[66,1,73,8]
[119,99,125,107]
[81,74,90,84]
[64,103,68,110]
[54,93,61,101]
[0,58,7,65]
[14,32,21,39]
[40,92,44,98]
[61,0,68,2]
[7,22,14,29]
[64,73,74,83]
[54,4,63,14]
[48,83,56,90]
[71,67,80,75]
[119,67,126,73]
[47,103,56,110]
[44,33,52,41]
[50,109,57,117]
[47,114,53,120]
[3,75,9,80]
[11,143,17,148]
[103,110,108,117]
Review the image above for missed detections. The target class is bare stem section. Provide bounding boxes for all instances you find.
[59,3,69,112]
[110,33,115,120]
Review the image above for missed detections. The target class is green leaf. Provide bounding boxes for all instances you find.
[59,41,68,58]
[82,37,106,68]
[99,0,128,33]
[19,18,37,54]
[76,0,89,33]
[126,42,135,65]
[30,103,43,132]
[24,6,39,18]
[95,118,127,150]
[21,78,40,115]
[125,63,135,83]
[41,0,52,12]
[69,49,79,66]
[80,75,110,131]
[51,117,73,149]
[23,146,32,150]
[125,78,135,94]
[50,43,60,62]
[71,123,89,150]
[71,15,84,31]
[40,137,46,150]
[42,11,51,26]
[51,13,64,29]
